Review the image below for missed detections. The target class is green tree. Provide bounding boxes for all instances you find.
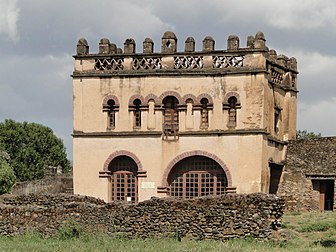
[0,119,70,181]
[0,148,16,194]
[296,129,322,140]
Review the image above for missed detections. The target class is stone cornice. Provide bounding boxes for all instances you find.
[72,128,272,138]
[72,68,268,78]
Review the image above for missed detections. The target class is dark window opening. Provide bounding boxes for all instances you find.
[228,96,237,128]
[133,99,142,128]
[274,108,280,134]
[168,156,227,199]
[200,98,209,128]
[108,156,138,204]
[107,99,116,129]
[163,96,179,139]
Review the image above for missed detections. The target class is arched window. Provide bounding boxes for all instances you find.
[163,96,179,139]
[107,99,116,129]
[228,96,237,128]
[200,98,209,128]
[108,156,138,204]
[168,156,227,199]
[132,99,142,128]
[103,96,119,130]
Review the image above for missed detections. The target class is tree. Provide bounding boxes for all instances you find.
[0,148,16,194]
[0,119,70,181]
[296,129,322,140]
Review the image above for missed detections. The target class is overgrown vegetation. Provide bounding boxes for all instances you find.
[0,119,70,183]
[296,129,322,140]
[1,212,336,251]
[0,148,16,194]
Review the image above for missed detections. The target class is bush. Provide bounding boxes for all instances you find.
[58,220,82,240]
[0,159,16,194]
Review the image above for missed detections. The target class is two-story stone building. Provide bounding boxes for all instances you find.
[72,31,298,203]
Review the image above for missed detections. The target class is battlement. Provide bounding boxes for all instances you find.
[73,31,297,89]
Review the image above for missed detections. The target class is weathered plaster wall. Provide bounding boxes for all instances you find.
[73,74,266,133]
[73,134,265,202]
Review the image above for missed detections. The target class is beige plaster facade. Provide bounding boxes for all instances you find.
[72,31,298,203]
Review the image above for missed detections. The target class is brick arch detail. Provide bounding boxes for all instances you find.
[103,150,143,171]
[128,94,145,106]
[223,92,241,104]
[182,94,197,104]
[197,93,213,104]
[144,94,160,106]
[159,91,183,104]
[102,95,119,107]
[161,150,232,187]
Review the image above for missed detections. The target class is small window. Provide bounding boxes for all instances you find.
[133,99,142,128]
[228,96,237,128]
[163,96,179,139]
[107,99,116,129]
[200,98,209,128]
[274,108,281,134]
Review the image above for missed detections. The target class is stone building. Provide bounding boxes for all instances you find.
[278,137,336,211]
[72,31,298,203]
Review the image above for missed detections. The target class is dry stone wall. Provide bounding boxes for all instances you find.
[11,175,73,195]
[278,137,336,211]
[0,193,284,240]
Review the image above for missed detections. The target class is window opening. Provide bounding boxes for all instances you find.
[274,108,281,134]
[168,156,227,199]
[107,99,116,129]
[200,98,209,128]
[109,156,138,204]
[228,96,237,128]
[133,99,142,128]
[163,96,179,139]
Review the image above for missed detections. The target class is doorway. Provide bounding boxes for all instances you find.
[319,180,334,211]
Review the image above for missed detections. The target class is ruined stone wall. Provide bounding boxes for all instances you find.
[0,193,284,239]
[278,137,336,211]
[11,175,73,195]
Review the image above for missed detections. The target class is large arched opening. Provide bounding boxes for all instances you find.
[167,155,228,199]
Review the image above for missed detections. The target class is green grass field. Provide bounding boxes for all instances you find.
[1,212,336,252]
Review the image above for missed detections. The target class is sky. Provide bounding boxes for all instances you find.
[0,0,335,160]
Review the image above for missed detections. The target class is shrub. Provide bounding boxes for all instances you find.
[0,159,16,194]
[58,220,82,240]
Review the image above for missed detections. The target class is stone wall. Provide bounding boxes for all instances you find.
[11,175,73,195]
[0,193,284,239]
[278,137,336,211]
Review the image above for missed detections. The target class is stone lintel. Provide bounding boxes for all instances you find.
[305,174,336,180]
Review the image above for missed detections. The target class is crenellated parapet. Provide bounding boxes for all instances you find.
[73,31,298,91]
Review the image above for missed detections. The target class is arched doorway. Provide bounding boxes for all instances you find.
[108,155,138,204]
[168,155,228,199]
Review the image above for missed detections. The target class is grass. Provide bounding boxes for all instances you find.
[0,212,336,252]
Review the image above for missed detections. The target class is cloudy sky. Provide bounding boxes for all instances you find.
[0,0,335,159]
